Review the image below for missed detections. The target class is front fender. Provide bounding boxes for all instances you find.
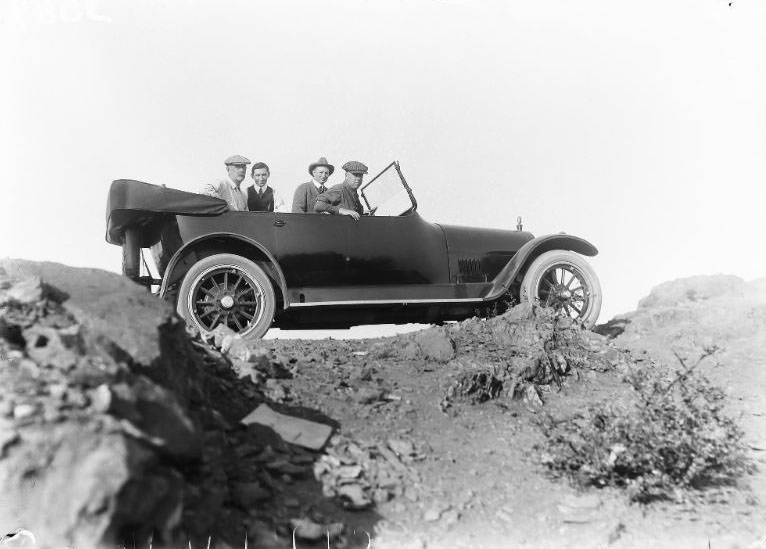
[484,234,598,300]
[159,233,289,309]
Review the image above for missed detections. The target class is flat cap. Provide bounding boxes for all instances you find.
[342,160,368,174]
[224,154,251,166]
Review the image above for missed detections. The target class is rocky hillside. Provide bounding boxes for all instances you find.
[0,260,764,549]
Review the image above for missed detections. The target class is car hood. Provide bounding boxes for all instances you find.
[436,223,535,282]
[437,224,534,255]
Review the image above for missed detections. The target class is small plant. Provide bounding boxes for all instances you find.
[474,291,517,319]
[540,348,752,502]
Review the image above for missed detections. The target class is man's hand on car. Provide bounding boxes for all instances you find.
[339,208,360,221]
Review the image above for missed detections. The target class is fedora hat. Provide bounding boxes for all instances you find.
[308,157,334,176]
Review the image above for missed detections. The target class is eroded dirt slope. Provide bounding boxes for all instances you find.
[1,260,764,549]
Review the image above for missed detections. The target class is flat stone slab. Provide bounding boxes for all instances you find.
[241,404,333,450]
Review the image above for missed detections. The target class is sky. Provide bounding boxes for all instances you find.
[1,0,764,338]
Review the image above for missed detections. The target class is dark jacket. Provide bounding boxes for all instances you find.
[291,181,326,213]
[314,183,363,215]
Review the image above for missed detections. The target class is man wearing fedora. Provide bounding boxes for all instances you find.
[202,154,251,211]
[291,157,334,213]
[314,161,370,220]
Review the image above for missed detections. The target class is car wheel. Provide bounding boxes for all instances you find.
[519,250,602,327]
[176,253,276,340]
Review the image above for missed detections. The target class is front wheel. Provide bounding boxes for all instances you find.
[519,250,602,327]
[176,253,276,340]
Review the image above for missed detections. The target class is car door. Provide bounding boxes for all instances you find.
[344,162,450,287]
[345,212,449,285]
[273,211,351,287]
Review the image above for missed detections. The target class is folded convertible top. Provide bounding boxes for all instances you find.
[105,179,228,246]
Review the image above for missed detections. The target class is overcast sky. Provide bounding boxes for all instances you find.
[1,0,764,337]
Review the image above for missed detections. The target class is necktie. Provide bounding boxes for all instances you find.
[234,185,246,210]
[319,185,326,194]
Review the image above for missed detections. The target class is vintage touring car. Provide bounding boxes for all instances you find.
[106,162,602,339]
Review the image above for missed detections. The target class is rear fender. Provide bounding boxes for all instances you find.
[485,234,598,300]
[159,233,289,309]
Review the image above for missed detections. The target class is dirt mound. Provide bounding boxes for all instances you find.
[3,262,764,548]
[0,260,204,546]
[598,275,766,370]
[0,260,290,548]
[637,274,748,309]
[437,304,618,408]
[0,260,385,549]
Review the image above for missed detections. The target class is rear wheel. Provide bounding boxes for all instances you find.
[176,253,276,340]
[519,250,602,327]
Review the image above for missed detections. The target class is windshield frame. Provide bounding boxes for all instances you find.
[360,161,418,216]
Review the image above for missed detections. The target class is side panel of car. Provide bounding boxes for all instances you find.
[176,212,278,250]
[344,213,450,285]
[272,212,353,287]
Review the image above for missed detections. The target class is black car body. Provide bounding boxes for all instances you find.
[106,162,601,338]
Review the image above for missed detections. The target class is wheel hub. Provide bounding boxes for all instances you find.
[220,295,235,309]
[539,265,590,320]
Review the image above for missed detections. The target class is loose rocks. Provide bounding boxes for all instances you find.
[0,261,205,547]
[313,435,422,509]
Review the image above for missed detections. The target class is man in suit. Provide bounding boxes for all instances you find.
[291,157,334,213]
[314,161,370,220]
[247,162,288,212]
[201,155,251,211]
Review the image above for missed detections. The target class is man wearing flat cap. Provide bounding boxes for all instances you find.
[314,161,370,220]
[291,157,334,213]
[201,155,251,211]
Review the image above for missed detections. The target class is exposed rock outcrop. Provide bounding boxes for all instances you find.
[598,275,766,368]
[0,259,206,548]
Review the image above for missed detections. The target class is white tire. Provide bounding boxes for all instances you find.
[176,253,275,340]
[519,250,602,327]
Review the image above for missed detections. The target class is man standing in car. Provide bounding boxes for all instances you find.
[201,155,251,211]
[291,157,334,213]
[314,161,369,220]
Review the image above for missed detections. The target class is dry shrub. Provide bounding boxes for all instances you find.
[541,350,752,502]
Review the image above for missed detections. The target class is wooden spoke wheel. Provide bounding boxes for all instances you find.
[177,253,275,340]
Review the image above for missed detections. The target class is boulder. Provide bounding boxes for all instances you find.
[90,377,199,460]
[2,277,43,305]
[637,274,746,309]
[412,327,456,363]
[0,259,200,405]
[0,260,206,547]
[0,419,183,548]
[610,275,766,362]
[23,325,80,371]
